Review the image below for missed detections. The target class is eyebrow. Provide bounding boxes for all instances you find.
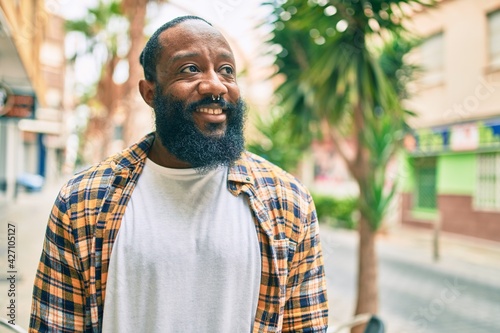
[219,52,235,61]
[170,52,200,63]
[169,51,235,64]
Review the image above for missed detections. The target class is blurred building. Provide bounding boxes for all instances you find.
[0,0,66,201]
[401,0,500,242]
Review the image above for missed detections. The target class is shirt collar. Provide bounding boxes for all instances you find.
[111,132,155,171]
[228,153,255,184]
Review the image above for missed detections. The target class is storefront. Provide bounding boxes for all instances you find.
[401,118,500,242]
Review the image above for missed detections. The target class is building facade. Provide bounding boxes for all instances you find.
[0,0,66,201]
[401,0,500,242]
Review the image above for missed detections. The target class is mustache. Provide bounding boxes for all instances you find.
[184,96,231,112]
[155,94,240,121]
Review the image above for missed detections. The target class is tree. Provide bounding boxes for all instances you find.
[65,0,128,163]
[262,1,436,331]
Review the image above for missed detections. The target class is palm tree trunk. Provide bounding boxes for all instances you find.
[351,100,379,333]
[352,211,379,333]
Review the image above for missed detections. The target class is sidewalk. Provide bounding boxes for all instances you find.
[378,224,500,289]
[380,225,500,268]
[0,180,64,330]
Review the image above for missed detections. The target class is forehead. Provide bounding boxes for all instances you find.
[157,20,235,62]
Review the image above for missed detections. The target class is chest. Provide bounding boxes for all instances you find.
[116,165,260,270]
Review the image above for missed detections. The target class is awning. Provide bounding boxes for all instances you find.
[18,118,62,135]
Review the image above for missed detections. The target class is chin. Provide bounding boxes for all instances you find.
[206,130,226,138]
[201,124,227,138]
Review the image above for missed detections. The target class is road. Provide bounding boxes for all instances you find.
[321,226,500,333]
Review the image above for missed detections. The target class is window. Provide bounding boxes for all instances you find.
[488,10,500,68]
[414,158,437,209]
[420,33,444,86]
[475,153,500,210]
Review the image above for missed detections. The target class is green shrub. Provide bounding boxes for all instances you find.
[312,193,358,230]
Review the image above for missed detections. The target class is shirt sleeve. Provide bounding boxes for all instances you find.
[29,189,87,333]
[282,196,329,332]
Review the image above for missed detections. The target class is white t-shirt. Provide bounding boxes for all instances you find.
[102,159,261,333]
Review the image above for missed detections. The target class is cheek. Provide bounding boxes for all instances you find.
[167,83,195,101]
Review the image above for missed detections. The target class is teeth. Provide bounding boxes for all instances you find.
[198,108,223,115]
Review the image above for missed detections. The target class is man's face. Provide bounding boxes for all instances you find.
[154,20,241,138]
[151,21,246,170]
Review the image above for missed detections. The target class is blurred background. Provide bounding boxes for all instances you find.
[0,0,499,332]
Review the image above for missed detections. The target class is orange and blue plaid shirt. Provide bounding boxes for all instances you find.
[29,133,328,332]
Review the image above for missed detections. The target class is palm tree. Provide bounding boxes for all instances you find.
[263,1,436,331]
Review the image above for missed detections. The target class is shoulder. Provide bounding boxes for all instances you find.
[59,133,154,201]
[238,153,317,243]
[239,151,313,206]
[58,156,119,204]
[241,151,308,188]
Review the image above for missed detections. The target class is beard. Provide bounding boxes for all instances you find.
[152,87,246,173]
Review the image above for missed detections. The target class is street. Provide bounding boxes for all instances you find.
[1,183,500,332]
[321,226,500,333]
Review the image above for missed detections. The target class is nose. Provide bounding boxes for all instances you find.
[197,70,228,99]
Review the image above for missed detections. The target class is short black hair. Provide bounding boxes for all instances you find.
[140,15,212,82]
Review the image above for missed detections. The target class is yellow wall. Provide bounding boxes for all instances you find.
[0,0,48,105]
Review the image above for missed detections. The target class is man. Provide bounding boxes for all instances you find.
[29,16,328,333]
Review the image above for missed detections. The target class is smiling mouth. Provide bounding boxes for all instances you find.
[197,107,223,115]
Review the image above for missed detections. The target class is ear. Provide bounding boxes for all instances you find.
[139,79,155,108]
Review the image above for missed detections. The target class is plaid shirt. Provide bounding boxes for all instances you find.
[30,133,328,333]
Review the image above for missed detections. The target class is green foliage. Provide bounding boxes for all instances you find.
[312,193,358,229]
[64,0,122,36]
[65,0,127,62]
[377,36,421,100]
[246,107,312,171]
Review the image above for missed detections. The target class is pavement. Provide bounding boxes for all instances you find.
[322,226,500,333]
[1,180,500,332]
[0,179,64,331]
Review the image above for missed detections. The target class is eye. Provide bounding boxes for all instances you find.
[181,65,199,73]
[219,65,234,75]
